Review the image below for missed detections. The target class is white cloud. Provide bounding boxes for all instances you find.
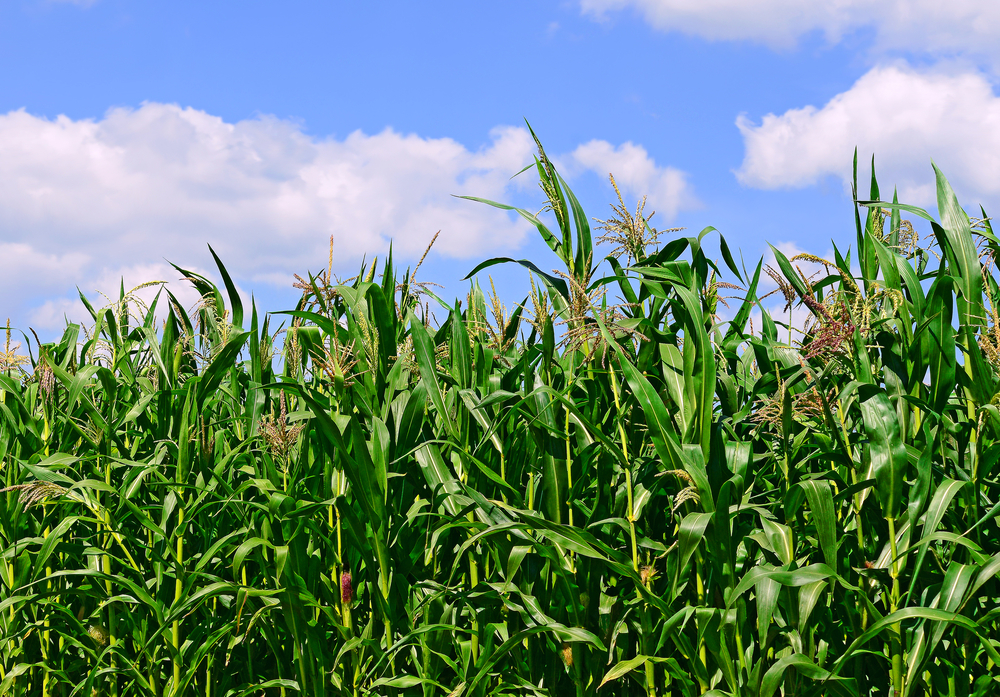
[25,261,208,331]
[569,140,699,219]
[580,0,864,48]
[580,0,1000,65]
[735,64,1000,206]
[0,103,694,330]
[0,104,536,266]
[0,104,536,328]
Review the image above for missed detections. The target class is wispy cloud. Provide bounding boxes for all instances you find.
[579,0,1000,64]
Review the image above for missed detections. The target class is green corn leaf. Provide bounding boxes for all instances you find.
[410,314,459,442]
[907,478,966,600]
[463,256,570,305]
[208,243,244,329]
[606,333,685,476]
[834,607,1000,674]
[674,512,712,596]
[723,259,762,346]
[762,653,856,697]
[965,324,996,406]
[860,156,882,283]
[857,199,935,223]
[415,442,463,516]
[729,564,838,607]
[797,579,827,635]
[718,233,743,284]
[451,302,472,390]
[768,244,810,299]
[905,562,977,695]
[673,283,717,453]
[457,196,563,259]
[197,330,249,407]
[558,172,593,279]
[761,518,795,566]
[660,343,691,435]
[599,655,676,688]
[920,275,957,413]
[859,385,907,520]
[933,163,983,327]
[800,480,838,569]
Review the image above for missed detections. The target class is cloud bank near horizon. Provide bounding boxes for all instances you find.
[0,103,697,329]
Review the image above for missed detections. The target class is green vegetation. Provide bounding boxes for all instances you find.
[3,134,1000,696]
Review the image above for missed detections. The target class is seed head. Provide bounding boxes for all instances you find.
[466,277,518,355]
[553,267,646,365]
[0,319,29,375]
[525,276,552,336]
[660,469,700,513]
[36,356,55,404]
[762,265,798,313]
[1,481,67,509]
[595,173,680,263]
[802,297,855,360]
[892,219,918,257]
[393,231,443,318]
[259,391,305,459]
[312,333,359,391]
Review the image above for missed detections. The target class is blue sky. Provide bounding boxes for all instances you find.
[3,0,1000,335]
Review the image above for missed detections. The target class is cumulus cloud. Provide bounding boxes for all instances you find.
[579,0,1000,59]
[0,103,694,329]
[0,104,538,267]
[735,64,1000,206]
[569,140,698,219]
[0,105,537,329]
[27,261,210,330]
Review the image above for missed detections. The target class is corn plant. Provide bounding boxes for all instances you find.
[2,135,1000,697]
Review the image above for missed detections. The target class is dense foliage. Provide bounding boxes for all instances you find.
[3,135,1000,697]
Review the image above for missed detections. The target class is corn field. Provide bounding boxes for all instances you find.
[3,134,1000,696]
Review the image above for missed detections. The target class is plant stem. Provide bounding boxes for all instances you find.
[695,550,708,694]
[608,367,639,572]
[565,407,574,530]
[888,516,903,697]
[173,505,184,696]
